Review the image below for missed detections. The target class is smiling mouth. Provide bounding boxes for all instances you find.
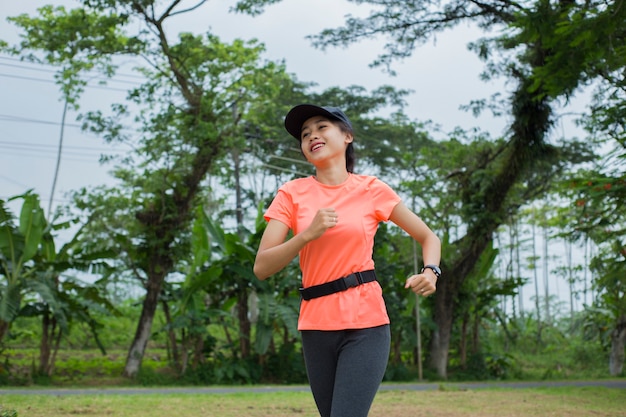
[311,143,325,152]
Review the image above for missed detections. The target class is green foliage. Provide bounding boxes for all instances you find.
[510,1,626,100]
[449,352,519,381]
[0,191,116,367]
[0,192,46,331]
[4,5,142,107]
[384,362,418,382]
[476,312,610,381]
[260,343,307,384]
[232,0,283,16]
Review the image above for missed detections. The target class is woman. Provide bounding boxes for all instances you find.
[254,104,441,417]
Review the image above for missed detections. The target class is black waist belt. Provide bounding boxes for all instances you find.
[299,270,377,301]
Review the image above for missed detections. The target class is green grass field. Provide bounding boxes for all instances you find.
[1,385,625,417]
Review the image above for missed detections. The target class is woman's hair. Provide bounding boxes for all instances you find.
[337,121,355,173]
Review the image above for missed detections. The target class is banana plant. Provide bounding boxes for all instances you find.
[28,216,118,376]
[0,191,47,343]
[0,191,117,377]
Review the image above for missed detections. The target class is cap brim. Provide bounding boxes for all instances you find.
[284,104,340,140]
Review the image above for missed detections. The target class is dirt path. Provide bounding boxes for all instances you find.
[1,379,624,396]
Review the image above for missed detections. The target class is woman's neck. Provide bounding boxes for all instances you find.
[314,166,350,185]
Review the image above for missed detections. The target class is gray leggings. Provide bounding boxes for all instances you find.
[301,325,390,417]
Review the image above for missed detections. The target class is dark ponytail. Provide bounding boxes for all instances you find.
[345,143,355,173]
[337,121,355,173]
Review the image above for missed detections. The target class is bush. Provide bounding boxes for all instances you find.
[260,344,307,384]
[384,363,417,382]
[137,366,181,386]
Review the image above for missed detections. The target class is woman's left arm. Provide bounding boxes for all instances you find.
[388,201,442,296]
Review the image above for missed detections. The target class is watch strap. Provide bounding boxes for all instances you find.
[421,264,441,279]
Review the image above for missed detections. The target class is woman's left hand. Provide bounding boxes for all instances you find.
[405,272,437,297]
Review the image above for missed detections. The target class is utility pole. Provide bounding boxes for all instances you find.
[48,99,68,221]
[411,197,423,381]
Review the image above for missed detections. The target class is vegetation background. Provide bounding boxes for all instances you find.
[0,4,624,415]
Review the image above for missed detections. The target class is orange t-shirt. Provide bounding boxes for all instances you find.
[264,174,401,331]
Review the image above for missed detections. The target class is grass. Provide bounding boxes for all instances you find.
[1,385,625,416]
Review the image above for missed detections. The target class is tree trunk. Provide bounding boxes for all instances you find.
[161,299,180,371]
[123,271,166,378]
[192,335,204,370]
[389,326,402,365]
[515,220,523,317]
[0,321,10,344]
[430,273,456,377]
[609,315,626,376]
[531,221,541,322]
[38,311,62,377]
[38,310,52,376]
[472,310,481,355]
[459,314,468,368]
[238,289,251,358]
[543,227,551,323]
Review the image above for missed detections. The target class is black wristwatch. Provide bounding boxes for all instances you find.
[421,264,441,279]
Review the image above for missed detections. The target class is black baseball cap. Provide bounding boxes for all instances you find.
[284,104,352,140]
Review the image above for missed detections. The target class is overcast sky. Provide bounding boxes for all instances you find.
[0,0,510,210]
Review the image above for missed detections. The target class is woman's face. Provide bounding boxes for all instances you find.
[299,116,353,166]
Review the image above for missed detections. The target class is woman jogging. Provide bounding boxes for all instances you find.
[253,104,441,417]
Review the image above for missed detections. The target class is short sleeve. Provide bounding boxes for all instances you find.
[370,178,401,222]
[264,186,295,230]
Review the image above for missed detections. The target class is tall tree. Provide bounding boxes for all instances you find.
[236,0,622,377]
[545,0,626,373]
[3,1,291,377]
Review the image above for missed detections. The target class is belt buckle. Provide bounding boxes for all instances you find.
[345,271,363,288]
[343,273,359,289]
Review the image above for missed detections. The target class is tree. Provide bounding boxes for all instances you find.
[559,161,625,376]
[3,1,292,378]
[236,0,624,378]
[551,12,626,371]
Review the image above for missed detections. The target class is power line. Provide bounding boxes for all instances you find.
[0,139,129,154]
[0,61,142,86]
[0,55,146,81]
[0,113,138,136]
[0,72,132,92]
[0,113,82,129]
[0,150,108,163]
[0,173,30,189]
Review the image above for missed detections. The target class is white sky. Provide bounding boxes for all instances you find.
[0,0,589,314]
[0,0,509,208]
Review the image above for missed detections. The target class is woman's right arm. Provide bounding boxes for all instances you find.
[254,209,338,280]
[253,219,309,280]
